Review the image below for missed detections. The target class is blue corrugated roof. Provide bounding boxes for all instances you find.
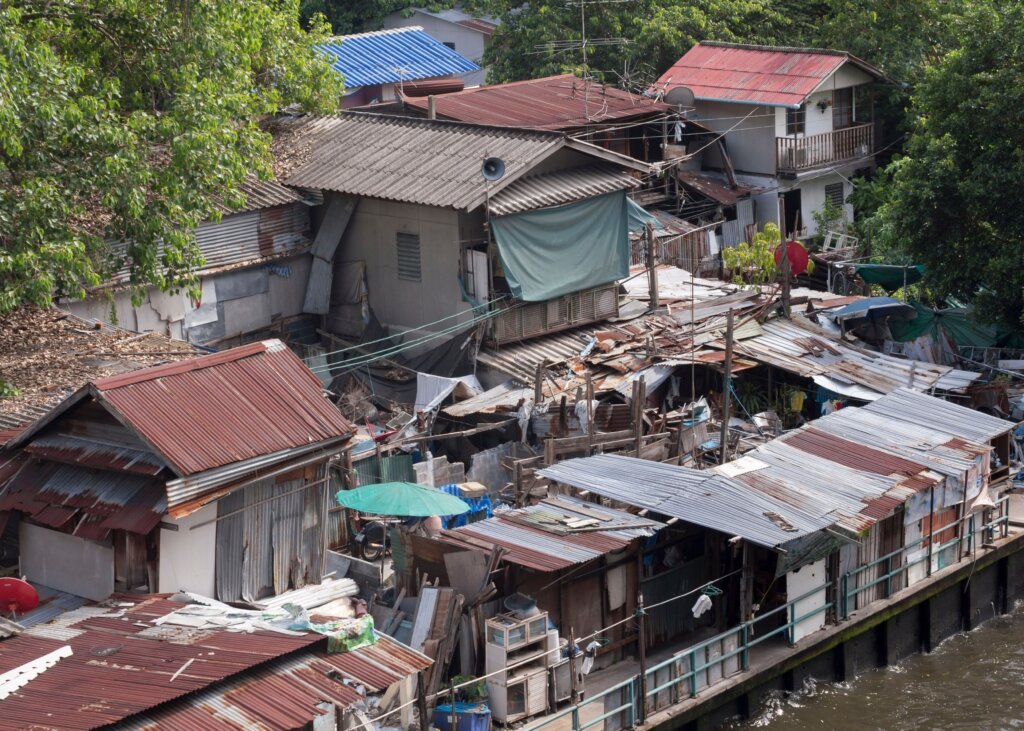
[318,26,480,88]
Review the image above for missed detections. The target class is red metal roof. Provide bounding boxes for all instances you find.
[653,42,883,108]
[90,340,354,476]
[402,73,670,130]
[0,595,429,731]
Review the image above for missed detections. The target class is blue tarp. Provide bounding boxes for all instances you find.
[439,483,492,529]
[491,191,630,302]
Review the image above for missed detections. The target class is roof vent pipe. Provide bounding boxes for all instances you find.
[427,95,436,119]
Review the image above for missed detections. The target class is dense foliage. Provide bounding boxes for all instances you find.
[0,0,342,313]
[484,0,785,87]
[856,2,1024,326]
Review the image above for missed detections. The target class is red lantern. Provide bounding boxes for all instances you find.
[773,240,809,276]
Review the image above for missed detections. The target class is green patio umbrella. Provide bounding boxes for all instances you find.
[335,482,470,517]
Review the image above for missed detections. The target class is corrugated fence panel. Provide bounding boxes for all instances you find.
[258,203,310,256]
[195,212,260,270]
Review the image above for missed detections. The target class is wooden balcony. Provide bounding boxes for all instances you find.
[776,123,874,174]
[490,283,619,345]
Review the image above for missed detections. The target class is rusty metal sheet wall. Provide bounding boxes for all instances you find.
[215,473,327,602]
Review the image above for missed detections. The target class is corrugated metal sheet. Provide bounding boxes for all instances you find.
[107,204,310,285]
[86,340,354,477]
[318,26,479,88]
[215,471,326,603]
[728,319,980,397]
[652,41,883,108]
[24,434,165,475]
[123,632,431,730]
[489,166,638,215]
[0,460,166,537]
[403,73,669,130]
[441,494,661,571]
[0,595,429,731]
[539,455,823,549]
[285,114,565,210]
[862,387,1012,442]
[477,325,597,381]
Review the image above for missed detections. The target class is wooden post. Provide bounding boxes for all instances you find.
[417,672,430,731]
[780,239,791,318]
[637,592,648,721]
[568,627,580,703]
[634,378,646,456]
[646,223,659,309]
[534,361,544,406]
[449,680,458,731]
[559,395,568,438]
[719,310,734,465]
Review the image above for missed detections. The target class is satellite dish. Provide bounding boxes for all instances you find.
[664,86,695,108]
[0,578,39,616]
[481,157,506,182]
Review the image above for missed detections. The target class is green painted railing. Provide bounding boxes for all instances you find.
[840,496,1010,619]
[523,496,1011,731]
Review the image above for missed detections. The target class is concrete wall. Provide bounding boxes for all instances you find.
[788,172,853,236]
[20,522,114,601]
[158,502,217,597]
[63,253,311,345]
[334,197,476,339]
[693,101,776,175]
[383,11,489,86]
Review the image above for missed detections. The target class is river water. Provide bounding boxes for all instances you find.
[732,602,1024,731]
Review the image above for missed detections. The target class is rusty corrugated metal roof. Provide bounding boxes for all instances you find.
[83,340,354,477]
[0,459,166,537]
[0,595,430,731]
[441,495,661,571]
[653,41,884,108]
[402,73,670,130]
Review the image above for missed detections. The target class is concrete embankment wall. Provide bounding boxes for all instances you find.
[648,533,1024,731]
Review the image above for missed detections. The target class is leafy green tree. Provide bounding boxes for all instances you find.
[0,0,342,314]
[483,0,786,85]
[859,1,1024,326]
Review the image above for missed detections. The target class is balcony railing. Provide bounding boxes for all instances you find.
[776,123,874,173]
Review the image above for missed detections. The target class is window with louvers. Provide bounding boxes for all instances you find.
[396,232,421,282]
[825,183,845,209]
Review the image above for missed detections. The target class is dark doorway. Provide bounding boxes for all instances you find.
[782,189,802,238]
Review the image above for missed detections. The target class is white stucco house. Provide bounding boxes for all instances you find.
[653,41,886,240]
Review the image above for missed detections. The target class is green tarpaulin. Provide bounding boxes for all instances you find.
[853,264,925,292]
[889,300,1024,348]
[491,191,630,302]
[627,197,664,234]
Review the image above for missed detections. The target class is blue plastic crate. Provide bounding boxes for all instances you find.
[433,703,490,731]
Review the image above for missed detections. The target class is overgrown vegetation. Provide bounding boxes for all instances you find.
[0,0,342,314]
